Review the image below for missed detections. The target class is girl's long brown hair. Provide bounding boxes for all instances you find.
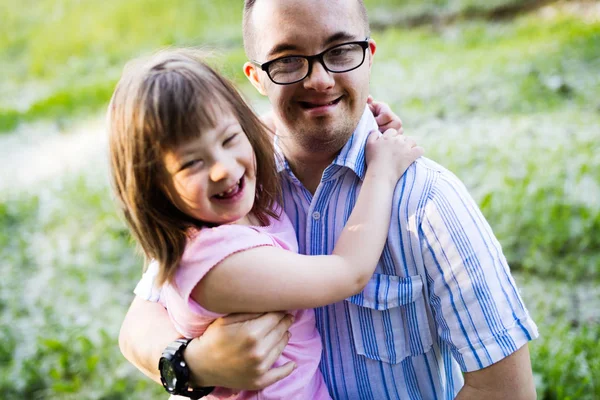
[108,49,280,286]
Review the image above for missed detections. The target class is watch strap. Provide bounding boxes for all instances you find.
[159,338,215,399]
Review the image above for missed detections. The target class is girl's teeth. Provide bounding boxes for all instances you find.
[217,180,241,197]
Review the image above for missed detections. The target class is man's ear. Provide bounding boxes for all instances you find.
[367,39,377,69]
[243,62,267,96]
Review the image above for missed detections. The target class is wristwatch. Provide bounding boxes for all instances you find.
[158,338,215,399]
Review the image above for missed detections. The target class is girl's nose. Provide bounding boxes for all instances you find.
[209,162,230,182]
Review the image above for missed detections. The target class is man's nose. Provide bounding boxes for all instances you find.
[209,161,231,182]
[303,60,335,91]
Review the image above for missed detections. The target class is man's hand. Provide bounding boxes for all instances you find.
[456,344,537,400]
[367,95,404,134]
[186,312,296,390]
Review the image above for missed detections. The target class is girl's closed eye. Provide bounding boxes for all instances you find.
[223,132,238,146]
[179,158,203,172]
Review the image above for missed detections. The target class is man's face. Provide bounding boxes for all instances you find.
[244,0,376,156]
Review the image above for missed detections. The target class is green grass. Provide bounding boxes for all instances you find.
[0,175,164,399]
[0,0,569,132]
[0,0,246,132]
[372,14,600,119]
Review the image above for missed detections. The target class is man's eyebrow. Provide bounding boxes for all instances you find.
[266,43,300,60]
[323,32,358,47]
[265,32,362,60]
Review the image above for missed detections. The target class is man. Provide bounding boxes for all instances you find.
[120,0,539,398]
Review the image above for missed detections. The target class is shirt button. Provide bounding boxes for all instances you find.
[312,211,321,220]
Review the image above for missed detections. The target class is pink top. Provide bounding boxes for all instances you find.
[162,211,331,400]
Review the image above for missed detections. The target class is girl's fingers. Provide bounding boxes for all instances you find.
[404,136,417,148]
[366,129,379,144]
[381,128,401,138]
[412,146,425,158]
[378,123,404,134]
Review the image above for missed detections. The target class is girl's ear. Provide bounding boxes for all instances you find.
[244,62,267,96]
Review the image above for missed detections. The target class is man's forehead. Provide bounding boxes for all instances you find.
[249,0,364,58]
[264,31,358,59]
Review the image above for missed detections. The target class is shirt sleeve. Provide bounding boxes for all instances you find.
[173,224,276,304]
[420,171,539,372]
[133,259,162,302]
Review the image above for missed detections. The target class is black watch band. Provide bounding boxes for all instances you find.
[158,338,215,399]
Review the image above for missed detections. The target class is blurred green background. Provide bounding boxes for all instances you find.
[1,0,599,398]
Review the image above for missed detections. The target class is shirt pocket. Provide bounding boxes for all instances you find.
[345,273,433,364]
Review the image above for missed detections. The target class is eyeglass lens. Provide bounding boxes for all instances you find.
[268,42,366,84]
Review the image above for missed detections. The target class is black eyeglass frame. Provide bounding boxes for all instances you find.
[252,39,370,85]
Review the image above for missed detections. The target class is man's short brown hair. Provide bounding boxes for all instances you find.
[242,0,370,59]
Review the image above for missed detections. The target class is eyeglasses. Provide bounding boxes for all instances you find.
[253,39,370,85]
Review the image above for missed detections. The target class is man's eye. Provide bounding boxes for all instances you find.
[281,57,301,64]
[329,49,346,56]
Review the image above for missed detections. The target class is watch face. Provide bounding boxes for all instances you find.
[159,358,178,392]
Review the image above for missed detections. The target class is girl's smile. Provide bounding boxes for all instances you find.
[162,113,257,227]
[212,176,245,202]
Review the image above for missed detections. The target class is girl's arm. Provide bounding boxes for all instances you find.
[194,130,423,313]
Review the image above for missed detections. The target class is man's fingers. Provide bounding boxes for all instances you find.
[367,97,383,116]
[377,113,402,131]
[254,361,296,390]
[254,312,293,338]
[217,313,266,325]
[259,329,291,373]
[375,110,392,126]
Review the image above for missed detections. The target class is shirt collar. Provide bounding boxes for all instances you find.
[331,105,376,181]
[274,105,376,181]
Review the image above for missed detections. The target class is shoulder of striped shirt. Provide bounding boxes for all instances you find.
[397,156,473,218]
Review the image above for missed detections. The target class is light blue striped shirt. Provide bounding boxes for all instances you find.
[274,107,538,399]
[136,107,538,399]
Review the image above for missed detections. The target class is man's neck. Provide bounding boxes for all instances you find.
[278,139,337,195]
[287,156,331,194]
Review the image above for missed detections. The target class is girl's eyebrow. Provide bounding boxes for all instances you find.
[176,120,241,157]
[217,120,243,136]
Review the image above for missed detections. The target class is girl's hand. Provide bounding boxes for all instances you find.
[367,95,403,134]
[365,129,424,184]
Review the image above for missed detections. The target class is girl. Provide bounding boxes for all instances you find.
[108,49,423,399]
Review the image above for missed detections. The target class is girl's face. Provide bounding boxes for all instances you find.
[162,113,257,226]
